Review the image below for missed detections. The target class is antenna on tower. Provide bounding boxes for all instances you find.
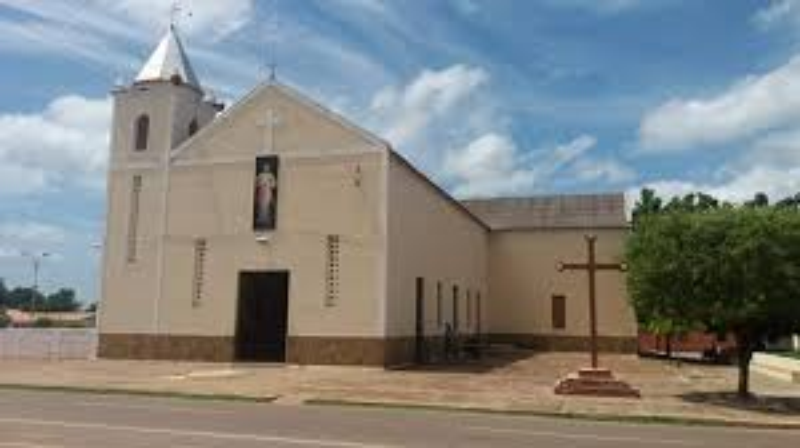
[169,0,192,31]
[264,0,280,82]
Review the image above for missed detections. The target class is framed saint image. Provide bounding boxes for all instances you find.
[253,155,279,231]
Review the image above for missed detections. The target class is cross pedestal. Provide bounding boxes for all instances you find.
[553,235,640,399]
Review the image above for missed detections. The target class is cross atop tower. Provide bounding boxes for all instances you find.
[169,1,192,30]
[264,0,280,82]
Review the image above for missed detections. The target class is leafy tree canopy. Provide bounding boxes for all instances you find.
[627,189,800,397]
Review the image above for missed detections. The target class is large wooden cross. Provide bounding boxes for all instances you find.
[557,235,627,369]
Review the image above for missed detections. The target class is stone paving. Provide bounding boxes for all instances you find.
[1,350,799,427]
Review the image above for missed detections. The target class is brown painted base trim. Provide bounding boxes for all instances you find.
[286,336,415,367]
[98,334,235,362]
[99,334,416,367]
[488,333,637,353]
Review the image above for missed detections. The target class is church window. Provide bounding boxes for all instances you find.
[436,282,443,328]
[466,290,472,328]
[188,119,199,137]
[552,294,566,330]
[192,238,207,308]
[325,235,340,307]
[452,285,460,331]
[134,114,150,151]
[126,175,142,263]
[476,292,482,335]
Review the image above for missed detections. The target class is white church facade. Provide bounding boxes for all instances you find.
[98,28,637,366]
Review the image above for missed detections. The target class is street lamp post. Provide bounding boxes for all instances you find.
[23,251,50,313]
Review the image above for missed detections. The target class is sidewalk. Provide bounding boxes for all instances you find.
[1,351,799,428]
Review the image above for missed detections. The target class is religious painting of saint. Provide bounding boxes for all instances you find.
[253,156,279,231]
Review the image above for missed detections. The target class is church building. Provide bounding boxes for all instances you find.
[98,27,637,366]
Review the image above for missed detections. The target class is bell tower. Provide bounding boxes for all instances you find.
[109,25,220,166]
[100,25,221,336]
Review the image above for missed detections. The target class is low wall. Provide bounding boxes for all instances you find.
[0,329,98,360]
[752,352,800,384]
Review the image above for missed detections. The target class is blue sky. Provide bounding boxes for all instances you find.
[1,0,800,302]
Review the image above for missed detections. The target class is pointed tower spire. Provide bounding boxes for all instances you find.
[135,25,201,90]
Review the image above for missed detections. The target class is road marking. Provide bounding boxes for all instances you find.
[466,425,701,446]
[0,417,399,448]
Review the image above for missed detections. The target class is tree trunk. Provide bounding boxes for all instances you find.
[665,333,673,359]
[735,332,753,399]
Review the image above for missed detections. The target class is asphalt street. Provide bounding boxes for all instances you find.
[0,389,796,447]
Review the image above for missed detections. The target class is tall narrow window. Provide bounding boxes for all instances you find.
[452,285,460,331]
[466,290,472,328]
[126,175,142,263]
[325,235,340,307]
[188,119,199,137]
[476,292,482,336]
[552,294,566,330]
[415,277,425,363]
[192,239,207,308]
[436,282,443,328]
[134,114,150,151]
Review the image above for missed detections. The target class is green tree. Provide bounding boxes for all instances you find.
[628,204,800,397]
[0,309,9,328]
[5,287,45,311]
[627,211,705,357]
[0,278,7,308]
[44,288,80,312]
[631,188,663,227]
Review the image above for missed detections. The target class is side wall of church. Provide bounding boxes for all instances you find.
[486,228,638,352]
[385,154,488,363]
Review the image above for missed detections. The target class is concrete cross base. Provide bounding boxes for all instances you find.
[554,367,641,398]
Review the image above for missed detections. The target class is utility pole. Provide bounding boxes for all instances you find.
[23,251,50,313]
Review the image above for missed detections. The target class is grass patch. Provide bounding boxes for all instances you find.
[0,383,276,403]
[774,352,800,361]
[305,399,800,430]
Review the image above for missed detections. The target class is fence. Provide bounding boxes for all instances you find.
[0,328,98,360]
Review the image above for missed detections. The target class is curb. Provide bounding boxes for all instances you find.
[0,383,277,404]
[305,399,800,431]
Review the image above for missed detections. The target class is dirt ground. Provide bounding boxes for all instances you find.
[1,350,799,427]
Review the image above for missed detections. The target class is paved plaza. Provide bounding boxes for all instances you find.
[1,351,799,428]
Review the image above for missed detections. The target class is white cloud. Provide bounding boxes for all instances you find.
[0,223,66,245]
[639,56,800,151]
[631,166,800,207]
[370,64,489,148]
[444,133,614,198]
[740,128,800,168]
[94,0,254,40]
[754,0,800,30]
[444,133,535,197]
[0,247,20,259]
[0,0,254,41]
[0,222,67,265]
[545,0,646,14]
[572,157,636,184]
[0,95,111,196]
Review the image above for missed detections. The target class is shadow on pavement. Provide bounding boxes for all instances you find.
[396,348,537,374]
[680,391,800,416]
